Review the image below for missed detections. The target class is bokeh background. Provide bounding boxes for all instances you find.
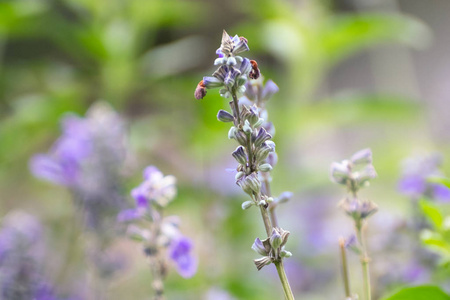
[1,0,450,299]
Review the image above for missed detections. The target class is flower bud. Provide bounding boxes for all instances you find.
[255,143,272,163]
[330,161,350,185]
[277,191,293,204]
[243,120,252,134]
[254,127,272,147]
[270,229,282,250]
[251,238,270,256]
[254,256,271,271]
[253,118,264,128]
[232,146,247,165]
[280,249,292,258]
[228,126,237,139]
[235,171,245,181]
[217,110,234,122]
[226,56,237,66]
[241,200,254,210]
[258,163,272,172]
[351,148,372,165]
[234,130,247,146]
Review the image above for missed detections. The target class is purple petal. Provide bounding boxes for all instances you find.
[131,186,149,208]
[169,236,197,278]
[117,208,143,222]
[398,176,426,196]
[432,184,450,202]
[29,154,77,186]
[216,48,224,58]
[261,80,279,100]
[143,165,161,180]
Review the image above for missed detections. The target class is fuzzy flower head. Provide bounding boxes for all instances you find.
[330,148,377,194]
[0,211,62,300]
[398,153,450,202]
[30,102,126,187]
[118,166,176,222]
[195,30,259,100]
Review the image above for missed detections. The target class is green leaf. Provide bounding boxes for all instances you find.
[382,285,450,300]
[321,13,431,65]
[428,177,450,189]
[420,199,444,229]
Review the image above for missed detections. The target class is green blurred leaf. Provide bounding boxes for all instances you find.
[382,285,450,300]
[321,13,431,65]
[420,199,444,229]
[428,177,450,189]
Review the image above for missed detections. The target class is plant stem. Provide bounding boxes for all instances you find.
[264,178,279,228]
[275,260,295,300]
[356,224,371,300]
[231,91,241,126]
[339,237,351,298]
[258,200,272,237]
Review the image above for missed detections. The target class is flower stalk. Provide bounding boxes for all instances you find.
[195,30,295,299]
[330,149,378,300]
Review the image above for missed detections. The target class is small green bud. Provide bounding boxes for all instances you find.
[280,250,292,258]
[253,118,264,128]
[228,126,237,139]
[243,120,252,134]
[235,171,245,181]
[241,200,254,210]
[258,163,272,172]
[270,229,282,250]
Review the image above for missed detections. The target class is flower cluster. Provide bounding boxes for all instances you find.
[330,149,378,300]
[398,153,450,202]
[331,148,378,225]
[118,165,196,293]
[0,211,62,300]
[195,31,295,299]
[195,30,259,100]
[30,102,127,232]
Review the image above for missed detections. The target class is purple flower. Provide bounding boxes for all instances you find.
[432,184,450,202]
[398,154,447,201]
[398,175,427,197]
[168,236,197,278]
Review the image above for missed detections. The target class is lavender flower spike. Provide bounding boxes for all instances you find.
[194,31,295,299]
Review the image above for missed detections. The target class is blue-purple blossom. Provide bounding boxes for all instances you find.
[398,154,450,202]
[118,166,176,223]
[168,236,197,278]
[0,212,64,300]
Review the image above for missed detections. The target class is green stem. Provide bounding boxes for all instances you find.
[339,237,351,298]
[231,91,241,126]
[264,178,279,228]
[275,260,295,300]
[356,224,371,300]
[258,200,272,237]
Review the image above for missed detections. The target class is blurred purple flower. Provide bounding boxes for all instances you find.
[168,236,197,278]
[30,103,128,232]
[398,176,427,196]
[398,154,450,202]
[0,212,64,300]
[432,184,450,202]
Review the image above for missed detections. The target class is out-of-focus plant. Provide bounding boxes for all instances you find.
[118,166,197,300]
[0,211,68,299]
[420,199,450,268]
[195,31,295,299]
[330,148,378,300]
[29,102,128,297]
